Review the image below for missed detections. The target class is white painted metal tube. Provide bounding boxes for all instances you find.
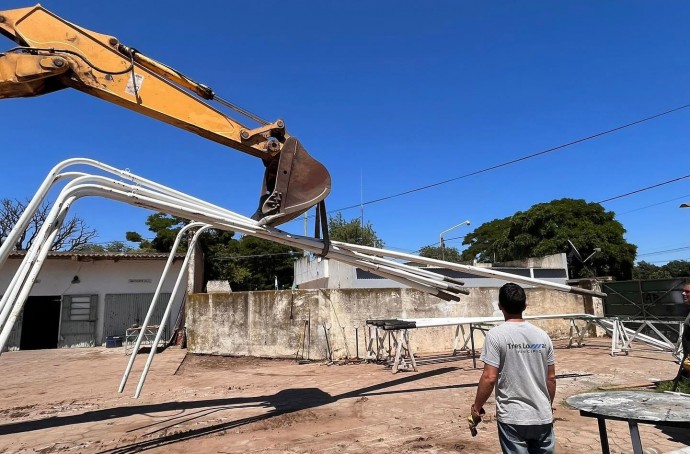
[80,184,454,298]
[345,250,469,294]
[0,155,146,268]
[0,189,76,337]
[0,158,609,358]
[134,225,212,398]
[332,241,606,298]
[119,222,210,393]
[52,182,460,299]
[0,161,81,268]
[0,174,145,332]
[0,173,155,346]
[0,156,255,271]
[0,199,72,352]
[14,176,582,306]
[398,313,603,328]
[348,257,464,299]
[348,258,460,300]
[0,172,91,319]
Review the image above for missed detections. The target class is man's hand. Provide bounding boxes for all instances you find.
[467,405,486,437]
[470,405,484,420]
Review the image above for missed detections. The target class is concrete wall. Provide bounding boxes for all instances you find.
[187,287,593,359]
[499,254,568,269]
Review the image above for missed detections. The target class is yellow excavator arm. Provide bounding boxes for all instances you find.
[0,4,330,226]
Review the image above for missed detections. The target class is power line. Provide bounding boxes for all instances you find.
[597,173,690,204]
[638,245,690,257]
[213,251,298,261]
[617,194,690,215]
[330,103,690,214]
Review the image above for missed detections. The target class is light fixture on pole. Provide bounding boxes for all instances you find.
[583,248,602,265]
[439,220,470,261]
[567,239,601,277]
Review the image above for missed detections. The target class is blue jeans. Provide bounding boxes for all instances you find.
[497,422,555,454]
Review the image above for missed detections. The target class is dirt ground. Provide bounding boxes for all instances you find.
[0,339,688,454]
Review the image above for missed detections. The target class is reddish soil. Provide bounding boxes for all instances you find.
[0,339,688,453]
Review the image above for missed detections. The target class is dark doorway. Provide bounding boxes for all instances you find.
[20,296,61,350]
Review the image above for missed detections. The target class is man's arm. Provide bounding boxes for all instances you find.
[546,364,556,405]
[472,363,498,415]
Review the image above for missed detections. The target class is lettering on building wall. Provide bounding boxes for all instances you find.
[129,279,152,283]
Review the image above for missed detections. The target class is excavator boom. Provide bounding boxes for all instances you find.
[0,5,330,226]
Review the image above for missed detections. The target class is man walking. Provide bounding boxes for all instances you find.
[471,283,556,453]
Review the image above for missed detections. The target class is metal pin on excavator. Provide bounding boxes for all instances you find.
[0,4,330,227]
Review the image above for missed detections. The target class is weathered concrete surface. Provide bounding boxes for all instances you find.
[187,287,592,359]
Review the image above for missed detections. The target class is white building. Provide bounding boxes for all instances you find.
[1,251,187,350]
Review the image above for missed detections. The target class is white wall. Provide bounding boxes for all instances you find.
[294,253,570,290]
[0,256,186,344]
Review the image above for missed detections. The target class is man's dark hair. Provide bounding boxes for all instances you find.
[499,283,526,314]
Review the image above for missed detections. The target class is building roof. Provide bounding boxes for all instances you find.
[8,251,183,261]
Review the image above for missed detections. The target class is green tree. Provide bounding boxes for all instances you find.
[128,212,298,290]
[126,213,189,252]
[661,260,690,278]
[228,237,299,291]
[73,241,133,253]
[328,213,384,248]
[632,261,671,280]
[461,199,637,280]
[419,245,464,263]
[461,217,511,263]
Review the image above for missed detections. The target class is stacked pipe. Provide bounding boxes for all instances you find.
[0,158,606,396]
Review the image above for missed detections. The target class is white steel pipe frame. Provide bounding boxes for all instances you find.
[70,181,468,300]
[0,158,601,299]
[0,176,466,353]
[333,242,606,298]
[119,222,211,395]
[0,188,81,337]
[0,157,251,271]
[134,224,212,398]
[0,198,73,351]
[0,158,607,361]
[0,173,160,338]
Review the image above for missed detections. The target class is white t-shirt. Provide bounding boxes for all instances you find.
[480,321,555,425]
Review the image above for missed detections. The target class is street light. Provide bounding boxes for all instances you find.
[567,239,601,277]
[583,247,602,265]
[439,220,470,261]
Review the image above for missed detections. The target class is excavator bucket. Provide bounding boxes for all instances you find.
[253,137,331,226]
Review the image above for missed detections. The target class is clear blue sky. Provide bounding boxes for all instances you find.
[2,1,690,264]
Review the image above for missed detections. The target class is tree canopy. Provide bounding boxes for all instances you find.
[73,241,133,253]
[461,198,637,280]
[127,212,298,290]
[419,245,464,263]
[633,260,690,280]
[328,213,384,248]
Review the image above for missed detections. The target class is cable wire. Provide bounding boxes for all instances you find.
[597,173,690,204]
[330,103,690,214]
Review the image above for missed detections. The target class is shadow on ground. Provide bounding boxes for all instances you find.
[1,367,463,453]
